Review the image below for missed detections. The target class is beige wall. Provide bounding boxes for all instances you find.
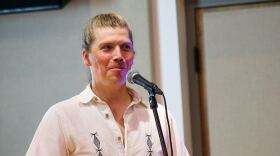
[199,3,280,156]
[0,0,151,155]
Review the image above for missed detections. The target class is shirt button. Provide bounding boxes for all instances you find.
[117,136,122,141]
[105,113,109,119]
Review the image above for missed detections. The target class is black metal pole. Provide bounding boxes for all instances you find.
[149,91,168,156]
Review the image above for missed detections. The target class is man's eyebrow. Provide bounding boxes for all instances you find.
[121,41,133,45]
[98,42,113,47]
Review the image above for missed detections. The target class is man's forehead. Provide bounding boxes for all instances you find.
[93,27,132,43]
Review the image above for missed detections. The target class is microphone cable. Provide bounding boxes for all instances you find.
[162,93,174,156]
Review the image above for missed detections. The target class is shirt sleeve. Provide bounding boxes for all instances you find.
[26,106,68,156]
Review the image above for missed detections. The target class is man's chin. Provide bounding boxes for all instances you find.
[108,76,126,85]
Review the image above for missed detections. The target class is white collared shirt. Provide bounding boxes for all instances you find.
[26,85,189,156]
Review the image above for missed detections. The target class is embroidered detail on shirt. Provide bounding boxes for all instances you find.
[90,132,103,156]
[146,134,153,156]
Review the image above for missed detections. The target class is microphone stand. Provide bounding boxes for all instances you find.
[148,89,168,156]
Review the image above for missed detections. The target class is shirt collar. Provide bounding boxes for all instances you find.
[78,84,96,104]
[126,86,148,108]
[78,84,148,108]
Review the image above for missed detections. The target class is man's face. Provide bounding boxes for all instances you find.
[86,27,134,85]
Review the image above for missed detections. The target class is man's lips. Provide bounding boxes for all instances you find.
[108,66,126,70]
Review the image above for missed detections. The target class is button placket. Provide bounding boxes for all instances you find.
[98,105,108,120]
[102,105,124,145]
[123,108,132,154]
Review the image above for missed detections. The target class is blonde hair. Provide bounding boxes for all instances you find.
[82,13,133,52]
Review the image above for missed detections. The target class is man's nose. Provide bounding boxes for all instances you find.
[113,46,124,62]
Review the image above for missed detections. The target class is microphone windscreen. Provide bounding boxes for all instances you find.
[127,70,139,84]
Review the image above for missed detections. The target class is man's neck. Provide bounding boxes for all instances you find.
[91,81,133,119]
[91,81,129,103]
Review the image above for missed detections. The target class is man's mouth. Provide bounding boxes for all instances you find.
[109,66,126,70]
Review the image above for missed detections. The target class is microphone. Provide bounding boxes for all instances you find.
[127,70,163,95]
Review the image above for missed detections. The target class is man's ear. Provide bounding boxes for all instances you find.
[82,49,92,67]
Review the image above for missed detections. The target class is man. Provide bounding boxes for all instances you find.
[27,13,189,156]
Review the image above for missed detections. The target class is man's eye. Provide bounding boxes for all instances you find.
[121,44,133,51]
[101,45,113,51]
